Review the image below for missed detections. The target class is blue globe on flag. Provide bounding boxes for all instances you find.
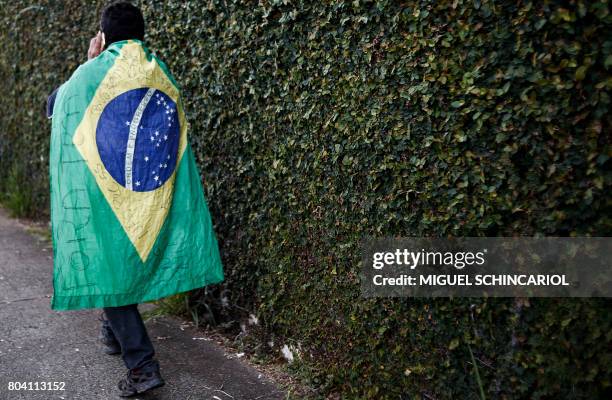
[96,87,180,192]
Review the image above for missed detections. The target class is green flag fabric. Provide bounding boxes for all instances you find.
[49,40,224,310]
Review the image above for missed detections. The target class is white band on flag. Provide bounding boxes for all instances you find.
[125,88,156,190]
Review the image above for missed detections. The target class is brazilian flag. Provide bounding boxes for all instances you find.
[49,40,224,310]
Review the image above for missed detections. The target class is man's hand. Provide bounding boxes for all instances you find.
[87,31,105,60]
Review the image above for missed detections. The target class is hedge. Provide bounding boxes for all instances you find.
[0,1,610,398]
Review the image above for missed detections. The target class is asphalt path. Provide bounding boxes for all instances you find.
[0,208,285,400]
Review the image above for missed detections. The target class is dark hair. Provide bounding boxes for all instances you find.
[100,2,145,47]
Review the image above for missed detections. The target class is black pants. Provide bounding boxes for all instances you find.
[102,304,159,373]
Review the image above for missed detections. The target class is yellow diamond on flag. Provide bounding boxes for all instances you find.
[72,41,188,262]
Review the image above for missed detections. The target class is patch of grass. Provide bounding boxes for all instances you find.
[283,358,326,399]
[0,164,36,218]
[24,224,52,244]
[141,292,190,321]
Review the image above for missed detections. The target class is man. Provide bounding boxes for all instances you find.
[48,2,224,397]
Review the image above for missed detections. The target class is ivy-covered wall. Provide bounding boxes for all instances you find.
[1,1,610,398]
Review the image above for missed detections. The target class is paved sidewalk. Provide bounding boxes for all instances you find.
[0,209,285,400]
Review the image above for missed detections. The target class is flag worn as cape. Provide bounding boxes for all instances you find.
[49,40,224,310]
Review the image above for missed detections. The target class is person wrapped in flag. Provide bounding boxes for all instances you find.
[47,2,224,396]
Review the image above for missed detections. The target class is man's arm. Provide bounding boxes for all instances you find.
[47,31,104,119]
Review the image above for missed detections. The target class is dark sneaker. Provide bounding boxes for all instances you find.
[98,312,121,355]
[118,368,165,397]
